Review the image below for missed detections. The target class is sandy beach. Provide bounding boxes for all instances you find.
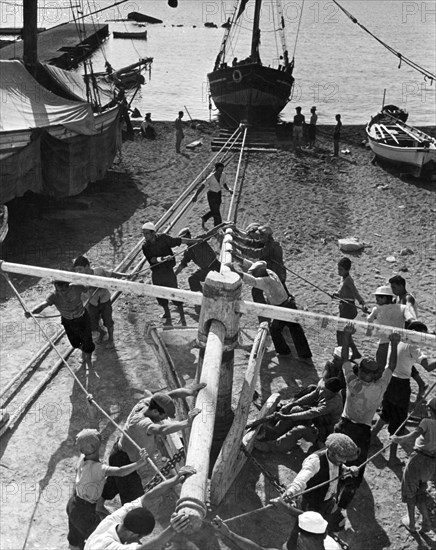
[0,120,435,550]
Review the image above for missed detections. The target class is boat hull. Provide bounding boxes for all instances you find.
[208,64,294,124]
[366,120,436,178]
[113,31,147,39]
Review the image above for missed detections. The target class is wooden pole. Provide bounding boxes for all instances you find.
[23,0,38,76]
[176,269,242,531]
[175,320,224,530]
[210,321,269,505]
[1,262,434,346]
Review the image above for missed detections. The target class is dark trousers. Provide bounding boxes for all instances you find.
[202,191,222,226]
[251,287,269,324]
[62,311,95,354]
[270,297,312,358]
[188,260,221,292]
[334,416,371,507]
[101,441,144,505]
[66,493,99,549]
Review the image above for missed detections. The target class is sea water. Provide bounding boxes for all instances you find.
[1,0,435,125]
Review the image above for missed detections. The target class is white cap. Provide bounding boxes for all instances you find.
[373,285,395,296]
[247,261,267,275]
[142,222,156,232]
[298,511,328,534]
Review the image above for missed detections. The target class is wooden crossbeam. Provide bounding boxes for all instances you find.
[1,261,434,347]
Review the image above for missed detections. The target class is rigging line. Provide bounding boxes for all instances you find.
[332,0,435,82]
[291,0,304,60]
[2,273,165,480]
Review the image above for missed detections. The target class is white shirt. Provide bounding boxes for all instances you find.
[84,497,143,550]
[388,342,426,379]
[204,171,227,193]
[285,452,340,502]
[367,303,414,344]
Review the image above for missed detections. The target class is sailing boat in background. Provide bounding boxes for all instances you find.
[208,0,295,125]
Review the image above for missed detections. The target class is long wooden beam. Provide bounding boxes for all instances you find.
[1,261,434,346]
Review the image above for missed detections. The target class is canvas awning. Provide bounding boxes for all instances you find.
[0,60,97,135]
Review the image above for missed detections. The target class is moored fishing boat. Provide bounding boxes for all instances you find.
[113,30,147,39]
[366,105,436,178]
[207,0,295,125]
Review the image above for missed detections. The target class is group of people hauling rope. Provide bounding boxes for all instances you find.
[16,200,436,548]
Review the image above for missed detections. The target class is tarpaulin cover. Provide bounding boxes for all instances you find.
[42,63,115,105]
[0,60,97,135]
[0,113,121,202]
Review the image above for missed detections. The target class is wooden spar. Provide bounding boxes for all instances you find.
[0,328,64,402]
[145,323,190,441]
[176,320,225,530]
[176,269,242,531]
[0,348,74,437]
[0,262,202,306]
[210,321,269,505]
[226,125,248,224]
[1,261,434,346]
[237,300,436,347]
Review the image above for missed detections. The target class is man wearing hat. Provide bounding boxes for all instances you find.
[141,222,198,325]
[271,433,359,543]
[174,227,221,312]
[334,324,401,507]
[392,398,436,533]
[102,384,204,505]
[367,284,415,368]
[293,106,305,151]
[255,377,344,453]
[232,258,312,360]
[372,320,435,460]
[211,510,343,549]
[67,429,149,550]
[85,466,196,549]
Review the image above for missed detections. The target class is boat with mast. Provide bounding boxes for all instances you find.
[0,1,122,203]
[207,0,295,125]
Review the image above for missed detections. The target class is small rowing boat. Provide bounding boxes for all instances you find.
[113,30,147,39]
[366,105,436,178]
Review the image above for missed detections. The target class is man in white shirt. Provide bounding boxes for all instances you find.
[85,466,195,550]
[193,162,233,229]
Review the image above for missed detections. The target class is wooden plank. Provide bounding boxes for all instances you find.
[210,322,269,505]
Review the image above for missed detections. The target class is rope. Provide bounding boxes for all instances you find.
[2,272,165,480]
[332,0,435,83]
[222,382,435,525]
[291,0,304,60]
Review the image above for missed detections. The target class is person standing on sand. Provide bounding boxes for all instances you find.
[101,385,203,505]
[141,221,199,326]
[174,227,221,313]
[333,257,367,361]
[308,106,318,148]
[334,324,400,507]
[67,429,148,550]
[333,114,342,156]
[72,255,126,348]
[293,106,305,151]
[231,259,312,360]
[175,110,184,153]
[391,397,436,534]
[25,280,95,369]
[193,162,233,229]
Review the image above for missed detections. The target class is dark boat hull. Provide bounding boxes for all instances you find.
[113,31,147,39]
[208,64,294,124]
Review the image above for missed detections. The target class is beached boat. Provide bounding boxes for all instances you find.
[207,0,295,124]
[0,1,122,203]
[366,105,436,178]
[113,30,147,39]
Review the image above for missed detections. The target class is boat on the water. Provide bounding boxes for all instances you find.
[366,105,436,178]
[113,30,147,39]
[207,0,295,125]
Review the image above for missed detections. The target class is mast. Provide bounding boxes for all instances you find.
[23,0,38,76]
[250,0,262,63]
